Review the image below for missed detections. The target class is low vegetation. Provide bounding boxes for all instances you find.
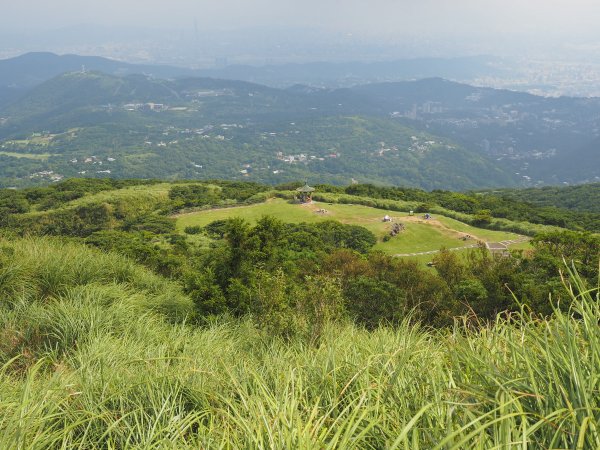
[1,178,599,447]
[0,234,599,448]
[1,178,597,322]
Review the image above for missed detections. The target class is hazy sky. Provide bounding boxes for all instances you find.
[3,0,600,65]
[4,0,600,37]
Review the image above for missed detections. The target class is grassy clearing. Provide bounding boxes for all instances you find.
[509,240,534,251]
[0,236,598,448]
[434,215,522,241]
[67,183,176,207]
[316,192,565,237]
[63,182,224,209]
[176,198,519,256]
[0,151,54,160]
[4,135,54,146]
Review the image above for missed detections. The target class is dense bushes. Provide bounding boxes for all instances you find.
[491,182,600,213]
[121,214,176,234]
[169,184,220,208]
[85,230,186,277]
[11,203,116,237]
[0,190,30,216]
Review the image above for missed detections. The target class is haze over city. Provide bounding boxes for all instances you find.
[4,0,600,36]
[3,0,600,60]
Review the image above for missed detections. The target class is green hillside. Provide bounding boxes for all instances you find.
[0,72,522,190]
[2,69,599,188]
[176,198,523,257]
[0,227,599,448]
[486,182,600,213]
[1,178,595,323]
[0,117,515,190]
[2,50,600,450]
[0,178,599,447]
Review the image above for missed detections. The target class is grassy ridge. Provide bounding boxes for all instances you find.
[176,198,522,256]
[0,235,193,319]
[312,192,566,237]
[1,235,599,448]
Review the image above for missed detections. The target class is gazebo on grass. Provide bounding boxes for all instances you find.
[296,181,315,203]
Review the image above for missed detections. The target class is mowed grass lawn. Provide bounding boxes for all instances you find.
[176,198,521,256]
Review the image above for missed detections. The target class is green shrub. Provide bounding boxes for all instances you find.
[184,225,202,235]
[121,214,176,234]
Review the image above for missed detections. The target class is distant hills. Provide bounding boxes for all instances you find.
[0,52,198,109]
[487,183,600,213]
[0,52,196,89]
[192,55,505,88]
[0,53,597,189]
[0,52,505,110]
[0,52,501,92]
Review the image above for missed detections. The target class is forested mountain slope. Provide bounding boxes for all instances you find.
[486,182,600,213]
[0,73,517,190]
[0,71,598,188]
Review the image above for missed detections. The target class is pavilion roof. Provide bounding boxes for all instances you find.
[296,183,315,193]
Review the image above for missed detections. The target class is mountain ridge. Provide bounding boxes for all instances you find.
[0,68,597,189]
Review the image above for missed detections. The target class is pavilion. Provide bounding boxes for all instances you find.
[296,182,315,203]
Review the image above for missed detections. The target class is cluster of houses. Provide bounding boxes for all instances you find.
[366,138,444,158]
[374,143,399,156]
[276,151,339,164]
[29,171,64,182]
[182,89,232,99]
[77,170,112,175]
[123,103,169,112]
[408,136,443,154]
[68,156,116,175]
[69,156,116,165]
